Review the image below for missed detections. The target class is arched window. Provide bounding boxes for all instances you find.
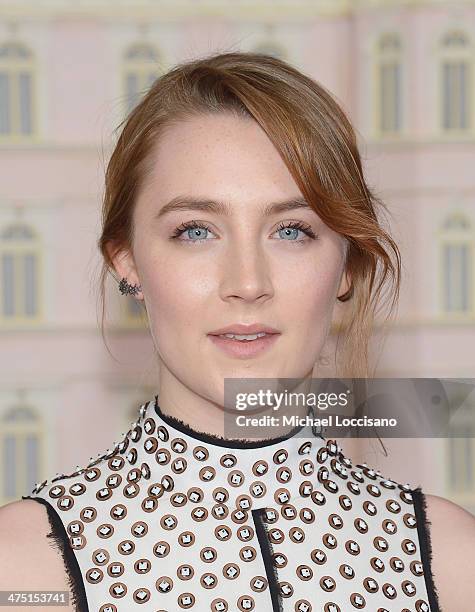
[375,33,403,135]
[0,41,35,138]
[446,398,475,508]
[440,212,473,314]
[123,42,160,114]
[0,403,43,502]
[0,222,41,322]
[440,30,472,131]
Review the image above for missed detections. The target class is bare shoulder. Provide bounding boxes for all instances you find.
[424,493,475,611]
[0,499,76,611]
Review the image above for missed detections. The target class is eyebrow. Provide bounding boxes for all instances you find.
[154,195,312,219]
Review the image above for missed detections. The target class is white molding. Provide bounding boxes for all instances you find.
[0,1,352,21]
[2,0,474,20]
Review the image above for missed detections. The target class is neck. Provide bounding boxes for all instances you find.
[156,371,315,445]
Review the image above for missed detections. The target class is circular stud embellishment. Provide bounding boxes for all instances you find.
[354,517,368,534]
[311,490,326,506]
[110,504,127,520]
[320,576,336,592]
[109,582,127,598]
[92,549,109,565]
[390,556,405,572]
[401,580,417,597]
[370,557,385,573]
[153,540,170,558]
[273,449,288,464]
[339,494,352,511]
[345,540,360,555]
[107,457,125,471]
[296,565,313,581]
[382,583,397,599]
[177,564,194,580]
[171,437,187,453]
[401,538,417,555]
[328,513,344,529]
[45,480,64,495]
[107,562,124,578]
[382,519,397,534]
[252,460,269,477]
[339,563,355,579]
[143,417,156,434]
[220,454,237,468]
[118,540,135,555]
[69,482,86,496]
[84,467,101,482]
[57,496,74,511]
[373,536,389,552]
[310,548,327,565]
[250,575,268,592]
[80,507,97,523]
[67,520,83,536]
[350,592,366,608]
[410,560,424,577]
[363,577,379,593]
[322,533,338,549]
[133,587,151,603]
[85,568,103,584]
[199,547,217,563]
[237,595,255,611]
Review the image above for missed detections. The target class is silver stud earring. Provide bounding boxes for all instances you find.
[118,277,142,296]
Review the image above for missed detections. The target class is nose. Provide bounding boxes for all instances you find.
[218,240,274,303]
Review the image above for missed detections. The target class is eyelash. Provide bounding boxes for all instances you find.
[170,220,317,243]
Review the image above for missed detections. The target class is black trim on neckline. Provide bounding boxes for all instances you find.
[153,395,307,449]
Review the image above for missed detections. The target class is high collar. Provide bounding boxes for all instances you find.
[112,395,344,510]
[152,395,325,450]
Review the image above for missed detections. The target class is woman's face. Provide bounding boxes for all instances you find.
[113,112,349,410]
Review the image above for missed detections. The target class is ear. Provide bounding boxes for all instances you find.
[105,241,144,300]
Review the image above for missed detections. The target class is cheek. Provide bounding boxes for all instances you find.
[140,253,214,336]
[278,256,341,333]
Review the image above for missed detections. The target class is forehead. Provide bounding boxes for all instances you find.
[140,113,301,206]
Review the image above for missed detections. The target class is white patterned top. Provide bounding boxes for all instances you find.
[24,396,440,612]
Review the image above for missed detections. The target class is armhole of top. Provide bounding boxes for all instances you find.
[21,495,89,612]
[410,486,442,612]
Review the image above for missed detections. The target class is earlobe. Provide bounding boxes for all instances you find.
[106,241,143,299]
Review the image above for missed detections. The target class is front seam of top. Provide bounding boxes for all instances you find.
[251,507,283,612]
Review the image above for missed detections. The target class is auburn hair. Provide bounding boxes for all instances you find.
[97,51,401,379]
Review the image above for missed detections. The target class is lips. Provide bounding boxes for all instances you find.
[208,330,280,358]
[208,323,280,336]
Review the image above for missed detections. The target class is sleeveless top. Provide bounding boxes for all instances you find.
[23,396,441,612]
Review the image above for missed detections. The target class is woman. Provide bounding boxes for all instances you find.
[1,51,474,611]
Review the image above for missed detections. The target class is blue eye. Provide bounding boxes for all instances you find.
[275,221,317,241]
[186,227,209,241]
[171,221,215,243]
[170,220,317,244]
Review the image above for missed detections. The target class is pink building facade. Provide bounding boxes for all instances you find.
[0,0,474,512]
